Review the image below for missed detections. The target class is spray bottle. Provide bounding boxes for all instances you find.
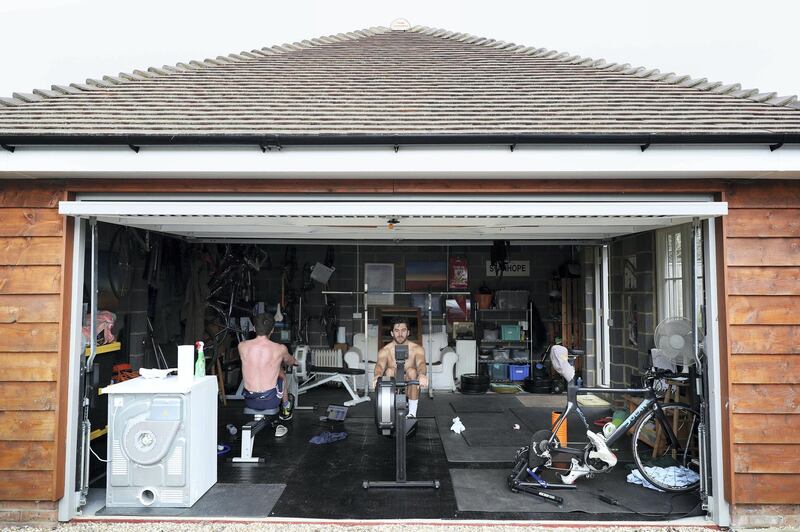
[195,341,206,377]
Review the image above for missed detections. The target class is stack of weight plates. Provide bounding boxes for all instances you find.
[459,374,490,394]
[524,363,552,393]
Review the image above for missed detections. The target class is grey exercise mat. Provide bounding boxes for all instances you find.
[450,395,520,413]
[460,411,533,447]
[449,468,701,516]
[436,411,540,464]
[97,483,285,517]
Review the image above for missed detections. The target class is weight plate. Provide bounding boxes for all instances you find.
[461,374,490,387]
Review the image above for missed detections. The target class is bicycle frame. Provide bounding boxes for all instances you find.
[549,382,684,455]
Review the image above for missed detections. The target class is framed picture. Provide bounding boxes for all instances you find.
[365,263,394,305]
[405,261,447,291]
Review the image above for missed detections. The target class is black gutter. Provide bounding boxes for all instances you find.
[0,133,797,149]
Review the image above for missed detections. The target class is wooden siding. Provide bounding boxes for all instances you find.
[0,189,67,502]
[7,176,799,517]
[726,181,800,505]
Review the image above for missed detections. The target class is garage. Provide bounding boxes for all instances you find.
[53,194,726,522]
[3,23,799,529]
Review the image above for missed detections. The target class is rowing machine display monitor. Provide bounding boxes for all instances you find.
[364,344,439,489]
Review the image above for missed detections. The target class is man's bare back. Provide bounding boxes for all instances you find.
[238,336,293,392]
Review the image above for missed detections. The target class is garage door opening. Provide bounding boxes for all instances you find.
[58,195,726,523]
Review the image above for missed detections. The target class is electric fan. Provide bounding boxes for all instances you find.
[653,317,696,373]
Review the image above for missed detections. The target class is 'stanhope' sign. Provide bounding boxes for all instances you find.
[486,260,530,277]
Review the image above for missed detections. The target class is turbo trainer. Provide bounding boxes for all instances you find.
[363,344,439,489]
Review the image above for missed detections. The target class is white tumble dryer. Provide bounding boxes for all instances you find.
[103,375,217,507]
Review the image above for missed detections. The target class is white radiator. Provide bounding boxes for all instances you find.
[312,348,343,367]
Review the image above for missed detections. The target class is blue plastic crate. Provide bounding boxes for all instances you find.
[509,365,530,381]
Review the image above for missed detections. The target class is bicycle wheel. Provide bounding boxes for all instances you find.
[632,403,701,492]
[109,226,134,298]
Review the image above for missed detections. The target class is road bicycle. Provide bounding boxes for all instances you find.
[509,368,700,502]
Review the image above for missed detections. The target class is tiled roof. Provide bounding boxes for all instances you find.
[1,25,799,144]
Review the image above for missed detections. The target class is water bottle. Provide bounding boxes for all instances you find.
[226,424,238,436]
[195,341,206,377]
[576,376,583,388]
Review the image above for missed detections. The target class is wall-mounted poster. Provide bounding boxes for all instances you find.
[365,263,394,305]
[449,257,468,289]
[405,261,447,291]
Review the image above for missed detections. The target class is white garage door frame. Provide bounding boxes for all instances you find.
[58,192,729,526]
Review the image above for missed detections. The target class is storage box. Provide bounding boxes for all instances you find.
[501,324,521,341]
[490,363,507,381]
[509,365,530,381]
[495,290,529,310]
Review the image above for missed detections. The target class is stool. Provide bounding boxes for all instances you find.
[652,378,690,457]
[232,406,279,463]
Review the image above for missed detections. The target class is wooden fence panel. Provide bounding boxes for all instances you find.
[0,383,57,411]
[0,411,55,441]
[734,444,800,474]
[0,323,60,352]
[0,295,61,323]
[0,267,62,295]
[727,238,800,267]
[728,267,800,295]
[726,209,800,237]
[0,209,63,237]
[0,238,63,266]
[727,182,800,208]
[0,442,55,470]
[734,474,800,504]
[731,384,800,414]
[729,325,800,354]
[0,188,61,209]
[0,352,59,381]
[0,471,54,500]
[728,295,800,325]
[731,355,800,384]
[732,414,800,444]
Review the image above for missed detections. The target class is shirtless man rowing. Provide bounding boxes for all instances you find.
[372,317,428,418]
[238,313,296,421]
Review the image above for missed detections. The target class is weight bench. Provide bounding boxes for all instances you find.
[292,346,369,407]
[232,406,281,463]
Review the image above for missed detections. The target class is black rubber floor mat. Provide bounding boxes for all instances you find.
[449,468,702,518]
[96,483,285,517]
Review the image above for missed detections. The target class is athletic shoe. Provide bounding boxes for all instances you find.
[406,414,416,419]
[279,394,295,421]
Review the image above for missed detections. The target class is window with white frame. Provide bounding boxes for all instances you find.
[656,224,703,321]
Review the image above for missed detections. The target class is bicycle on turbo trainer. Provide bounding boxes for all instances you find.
[363,344,440,490]
[509,368,700,502]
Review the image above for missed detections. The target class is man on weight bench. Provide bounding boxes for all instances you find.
[372,318,428,418]
[238,313,296,423]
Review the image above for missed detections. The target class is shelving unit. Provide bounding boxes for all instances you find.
[474,305,533,383]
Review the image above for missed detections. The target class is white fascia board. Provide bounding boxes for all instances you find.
[58,201,727,218]
[3,144,800,179]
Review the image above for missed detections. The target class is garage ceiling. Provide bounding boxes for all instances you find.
[59,200,727,241]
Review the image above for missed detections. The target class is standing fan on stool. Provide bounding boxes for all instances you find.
[653,317,697,373]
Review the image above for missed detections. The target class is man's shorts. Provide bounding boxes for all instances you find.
[243,377,285,412]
